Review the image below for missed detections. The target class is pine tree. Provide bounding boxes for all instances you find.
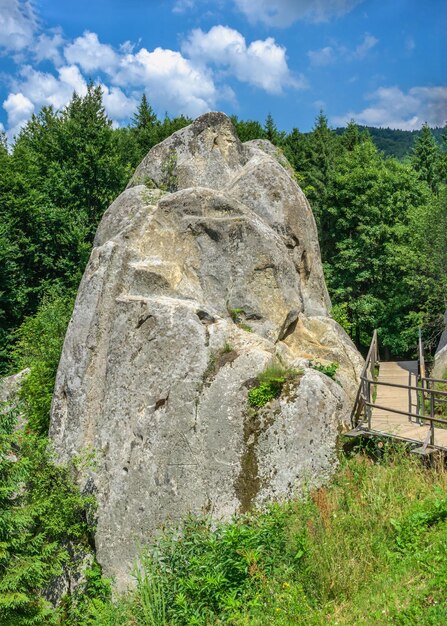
[301,111,339,233]
[132,93,160,158]
[342,120,363,151]
[132,93,157,129]
[264,113,284,144]
[410,123,441,192]
[230,116,265,142]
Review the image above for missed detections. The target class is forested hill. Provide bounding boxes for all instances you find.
[334,125,445,159]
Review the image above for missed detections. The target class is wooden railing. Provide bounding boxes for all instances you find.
[351,329,378,428]
[351,329,447,449]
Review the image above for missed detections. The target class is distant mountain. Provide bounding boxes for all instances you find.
[334,125,444,160]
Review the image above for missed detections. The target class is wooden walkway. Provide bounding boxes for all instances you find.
[349,330,447,453]
[370,361,447,449]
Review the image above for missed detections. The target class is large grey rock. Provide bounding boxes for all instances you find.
[432,311,447,379]
[50,112,363,590]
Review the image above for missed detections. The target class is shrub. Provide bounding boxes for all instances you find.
[11,290,74,434]
[248,363,301,408]
[0,416,95,625]
[310,360,339,380]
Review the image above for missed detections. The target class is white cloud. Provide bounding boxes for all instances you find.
[113,47,218,117]
[0,0,36,51]
[307,46,335,66]
[173,0,196,12]
[64,31,119,73]
[8,64,87,115]
[183,25,304,93]
[100,84,138,120]
[3,64,89,140]
[353,34,378,59]
[332,85,447,130]
[308,33,378,66]
[3,91,34,138]
[233,0,363,27]
[2,23,301,135]
[33,29,65,65]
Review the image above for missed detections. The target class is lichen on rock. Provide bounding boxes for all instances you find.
[49,111,363,590]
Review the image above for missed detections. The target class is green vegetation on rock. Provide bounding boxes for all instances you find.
[248,364,302,407]
[1,84,447,623]
[64,444,447,625]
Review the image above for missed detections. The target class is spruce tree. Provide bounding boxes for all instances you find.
[132,93,160,158]
[410,123,441,192]
[264,113,284,144]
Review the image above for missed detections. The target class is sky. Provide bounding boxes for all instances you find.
[0,0,446,142]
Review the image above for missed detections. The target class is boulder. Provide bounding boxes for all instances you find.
[432,311,447,379]
[50,112,363,590]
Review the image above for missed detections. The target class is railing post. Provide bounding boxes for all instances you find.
[429,387,435,446]
[367,379,372,429]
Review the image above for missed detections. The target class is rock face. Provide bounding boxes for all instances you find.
[49,112,363,590]
[432,311,447,379]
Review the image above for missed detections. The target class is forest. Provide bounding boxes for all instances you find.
[1,85,447,624]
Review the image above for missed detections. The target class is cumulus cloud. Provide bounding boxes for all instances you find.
[64,31,119,73]
[33,29,65,65]
[308,33,378,66]
[332,85,447,130]
[112,47,218,117]
[0,0,36,51]
[183,25,304,93]
[100,84,139,120]
[3,65,89,139]
[3,91,34,138]
[2,23,301,136]
[233,0,363,27]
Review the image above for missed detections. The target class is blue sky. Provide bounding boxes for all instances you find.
[0,0,446,142]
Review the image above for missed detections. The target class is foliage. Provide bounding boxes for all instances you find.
[334,124,444,159]
[331,302,353,335]
[11,291,74,434]
[229,308,253,333]
[248,364,301,407]
[411,123,441,192]
[0,413,95,625]
[310,360,339,379]
[74,445,447,626]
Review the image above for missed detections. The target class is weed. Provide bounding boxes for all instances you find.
[310,360,339,380]
[66,445,447,626]
[228,308,253,332]
[248,363,302,408]
[160,151,177,192]
[203,344,238,385]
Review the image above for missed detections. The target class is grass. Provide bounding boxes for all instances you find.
[228,308,253,333]
[248,363,302,408]
[75,442,447,625]
[310,360,339,380]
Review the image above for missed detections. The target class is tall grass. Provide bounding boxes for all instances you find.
[76,443,447,626]
[134,555,166,626]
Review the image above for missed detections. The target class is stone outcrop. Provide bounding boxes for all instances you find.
[432,311,447,379]
[49,112,363,589]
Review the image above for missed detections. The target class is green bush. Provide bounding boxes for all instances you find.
[248,364,301,408]
[310,360,339,380]
[0,414,95,625]
[81,445,447,626]
[11,290,75,434]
